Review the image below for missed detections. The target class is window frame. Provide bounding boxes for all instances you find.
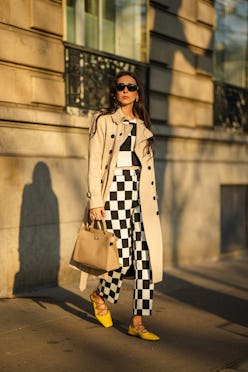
[64,0,149,63]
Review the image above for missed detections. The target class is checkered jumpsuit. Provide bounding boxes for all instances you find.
[97,120,154,316]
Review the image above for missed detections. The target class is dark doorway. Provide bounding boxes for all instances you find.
[221,185,248,253]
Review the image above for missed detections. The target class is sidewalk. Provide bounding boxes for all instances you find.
[0,255,248,372]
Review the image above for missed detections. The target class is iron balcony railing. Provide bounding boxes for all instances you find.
[64,43,149,112]
[214,81,248,132]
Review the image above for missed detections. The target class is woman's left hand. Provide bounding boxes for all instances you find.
[89,207,105,221]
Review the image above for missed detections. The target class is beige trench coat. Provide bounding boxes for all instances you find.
[77,108,163,290]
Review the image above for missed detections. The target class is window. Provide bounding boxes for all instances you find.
[66,0,148,62]
[214,0,248,131]
[214,0,248,88]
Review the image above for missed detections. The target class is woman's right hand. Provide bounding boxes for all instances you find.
[89,207,105,221]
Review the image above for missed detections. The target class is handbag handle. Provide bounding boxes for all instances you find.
[88,219,108,233]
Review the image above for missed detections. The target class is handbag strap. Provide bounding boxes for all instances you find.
[89,219,108,233]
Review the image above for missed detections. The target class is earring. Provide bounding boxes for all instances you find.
[135,97,139,103]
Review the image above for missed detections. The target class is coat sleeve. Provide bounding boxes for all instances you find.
[87,114,106,209]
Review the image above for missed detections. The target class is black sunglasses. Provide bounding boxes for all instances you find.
[116,83,139,92]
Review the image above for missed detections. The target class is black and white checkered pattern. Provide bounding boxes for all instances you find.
[97,168,154,316]
[116,120,141,167]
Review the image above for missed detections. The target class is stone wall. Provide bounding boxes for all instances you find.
[149,0,214,127]
[0,0,247,297]
[154,126,248,266]
[149,0,248,266]
[0,0,90,297]
[0,0,65,108]
[0,120,90,297]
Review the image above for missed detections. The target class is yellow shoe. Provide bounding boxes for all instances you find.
[128,324,160,341]
[90,292,113,328]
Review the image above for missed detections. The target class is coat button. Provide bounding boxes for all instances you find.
[86,191,91,198]
[153,196,156,200]
[156,211,159,215]
[151,181,154,185]
[111,134,115,138]
[148,166,151,170]
[119,132,122,136]
[105,165,108,169]
[109,149,113,154]
[101,179,103,184]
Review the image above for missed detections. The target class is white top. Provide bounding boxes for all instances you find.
[116,119,140,167]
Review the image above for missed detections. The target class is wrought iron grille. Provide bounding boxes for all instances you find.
[214,81,248,132]
[64,43,149,111]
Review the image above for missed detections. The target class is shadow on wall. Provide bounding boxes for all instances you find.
[13,162,60,294]
[152,0,214,265]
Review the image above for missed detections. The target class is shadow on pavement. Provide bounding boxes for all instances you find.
[17,286,98,326]
[178,264,248,293]
[156,272,248,328]
[17,286,128,335]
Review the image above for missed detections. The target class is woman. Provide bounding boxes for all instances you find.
[87,71,163,341]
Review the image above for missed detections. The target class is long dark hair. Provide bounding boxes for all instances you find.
[97,71,153,153]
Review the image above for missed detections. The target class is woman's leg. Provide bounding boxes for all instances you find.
[96,171,135,303]
[132,203,154,318]
[127,186,159,340]
[128,205,160,340]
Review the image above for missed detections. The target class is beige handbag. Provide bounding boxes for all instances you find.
[72,220,120,272]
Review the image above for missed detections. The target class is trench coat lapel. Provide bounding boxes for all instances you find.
[111,108,125,125]
[135,119,153,159]
[111,109,153,138]
[111,109,138,147]
[110,107,154,158]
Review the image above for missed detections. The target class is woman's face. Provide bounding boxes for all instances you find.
[116,75,139,107]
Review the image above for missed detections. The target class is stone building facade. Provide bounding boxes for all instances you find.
[0,0,247,297]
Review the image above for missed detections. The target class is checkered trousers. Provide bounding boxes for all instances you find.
[97,168,154,316]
